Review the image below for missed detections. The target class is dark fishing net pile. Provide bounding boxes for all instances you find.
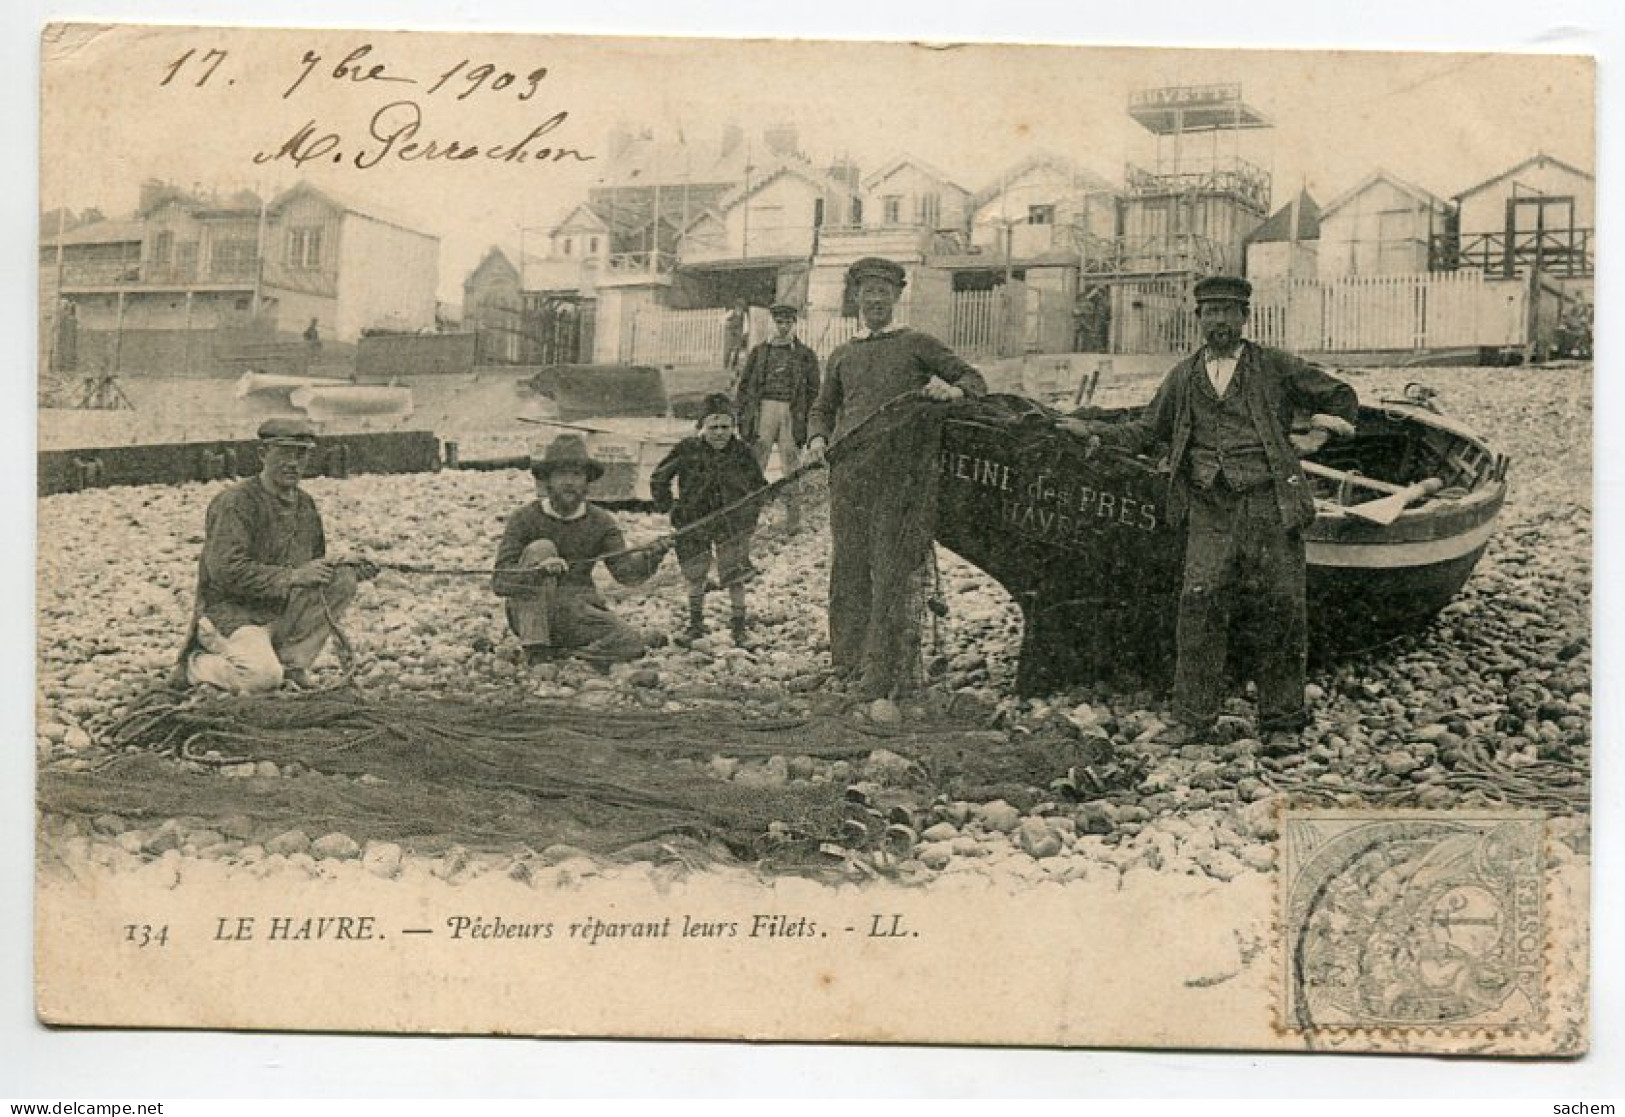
[35,689,1013,866]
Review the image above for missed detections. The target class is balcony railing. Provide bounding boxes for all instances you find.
[1124,158,1272,215]
[604,250,678,277]
[57,257,263,288]
[1430,228,1593,279]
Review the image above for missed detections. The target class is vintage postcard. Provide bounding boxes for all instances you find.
[34,24,1594,1053]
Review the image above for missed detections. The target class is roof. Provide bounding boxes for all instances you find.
[267,181,439,241]
[1246,189,1321,244]
[712,162,831,213]
[1453,152,1595,201]
[1320,170,1449,219]
[465,245,520,287]
[678,206,726,235]
[862,154,968,194]
[972,152,1117,208]
[40,216,146,248]
[551,203,611,234]
[592,132,753,189]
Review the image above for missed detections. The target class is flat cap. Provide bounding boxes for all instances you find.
[768,302,800,318]
[846,256,908,290]
[257,417,319,446]
[1193,275,1252,304]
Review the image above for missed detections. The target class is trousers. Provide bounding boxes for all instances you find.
[504,540,648,663]
[188,568,358,694]
[827,466,924,698]
[1174,481,1308,732]
[753,399,802,528]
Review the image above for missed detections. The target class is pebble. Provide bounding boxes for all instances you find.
[362,841,403,879]
[311,832,361,860]
[265,829,311,857]
[862,748,914,782]
[976,800,1022,834]
[1015,818,1064,859]
[916,841,954,870]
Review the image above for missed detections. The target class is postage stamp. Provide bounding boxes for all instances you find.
[1279,809,1547,1034]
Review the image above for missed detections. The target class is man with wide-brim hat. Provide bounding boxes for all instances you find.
[1059,274,1359,754]
[492,433,670,666]
[175,417,380,693]
[735,300,820,532]
[804,256,988,705]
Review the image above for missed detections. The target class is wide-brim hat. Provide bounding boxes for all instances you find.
[530,433,605,481]
[257,417,319,448]
[847,256,908,290]
[768,302,800,319]
[1193,275,1252,305]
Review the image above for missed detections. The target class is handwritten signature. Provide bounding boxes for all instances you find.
[253,100,594,169]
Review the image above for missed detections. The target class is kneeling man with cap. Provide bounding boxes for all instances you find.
[176,418,379,694]
[1060,275,1358,752]
[492,434,670,666]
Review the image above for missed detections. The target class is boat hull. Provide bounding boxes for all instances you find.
[933,399,1506,694]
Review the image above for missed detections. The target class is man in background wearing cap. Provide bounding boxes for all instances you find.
[736,302,820,533]
[805,256,987,701]
[176,418,379,694]
[1060,275,1358,753]
[492,433,670,667]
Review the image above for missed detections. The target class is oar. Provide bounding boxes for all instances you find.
[1343,478,1445,526]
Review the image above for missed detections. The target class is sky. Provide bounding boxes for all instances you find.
[38,27,1593,305]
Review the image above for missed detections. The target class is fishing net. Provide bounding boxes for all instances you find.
[36,689,1020,867]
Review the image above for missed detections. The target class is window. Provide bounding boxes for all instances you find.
[883,195,903,225]
[211,239,257,277]
[287,227,323,268]
[1028,204,1055,226]
[813,198,825,227]
[916,193,941,227]
[151,230,174,265]
[851,197,863,226]
[588,236,599,255]
[561,238,573,257]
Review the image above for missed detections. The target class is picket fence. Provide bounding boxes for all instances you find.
[1247,272,1528,353]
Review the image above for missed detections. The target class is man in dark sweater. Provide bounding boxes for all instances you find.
[492,434,669,666]
[736,302,820,532]
[177,418,379,693]
[805,257,988,702]
[1060,275,1358,751]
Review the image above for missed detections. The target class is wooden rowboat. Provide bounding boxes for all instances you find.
[933,390,1509,695]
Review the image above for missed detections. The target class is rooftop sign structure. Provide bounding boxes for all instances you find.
[1128,83,1271,134]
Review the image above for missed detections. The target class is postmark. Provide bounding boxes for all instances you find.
[1279,809,1546,1034]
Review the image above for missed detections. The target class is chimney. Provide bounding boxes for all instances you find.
[826,158,860,191]
[138,179,169,215]
[763,123,799,159]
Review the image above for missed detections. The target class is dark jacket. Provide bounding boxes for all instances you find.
[649,435,768,542]
[491,502,661,599]
[736,337,821,446]
[1090,341,1358,531]
[196,478,326,635]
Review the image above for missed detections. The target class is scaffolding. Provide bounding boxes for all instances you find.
[1094,83,1276,353]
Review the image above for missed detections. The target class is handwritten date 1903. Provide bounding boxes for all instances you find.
[283,44,549,103]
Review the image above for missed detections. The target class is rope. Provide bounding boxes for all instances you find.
[380,389,934,579]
